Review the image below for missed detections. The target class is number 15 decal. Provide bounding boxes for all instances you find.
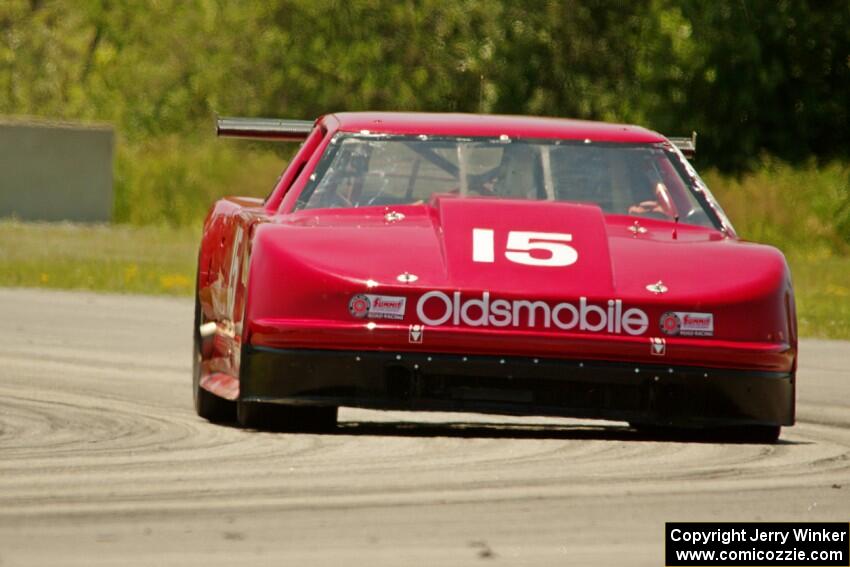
[472,228,578,267]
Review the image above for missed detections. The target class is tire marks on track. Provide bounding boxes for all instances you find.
[0,288,848,566]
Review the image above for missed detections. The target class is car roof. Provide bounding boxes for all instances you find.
[327,111,666,144]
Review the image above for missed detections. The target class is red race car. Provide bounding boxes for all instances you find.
[193,112,796,442]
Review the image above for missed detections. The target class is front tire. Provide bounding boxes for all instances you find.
[630,422,781,444]
[193,289,235,422]
[237,401,337,432]
[724,425,781,444]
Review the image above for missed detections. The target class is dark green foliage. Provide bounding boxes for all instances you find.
[660,1,850,170]
[3,0,848,165]
[1,0,848,221]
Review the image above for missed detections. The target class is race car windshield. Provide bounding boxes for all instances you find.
[298,135,719,228]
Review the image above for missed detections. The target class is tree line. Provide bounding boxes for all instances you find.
[1,0,848,170]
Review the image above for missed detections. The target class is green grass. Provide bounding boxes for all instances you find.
[704,160,850,257]
[114,137,289,227]
[0,221,197,296]
[789,253,850,339]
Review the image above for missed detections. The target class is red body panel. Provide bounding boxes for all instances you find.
[195,112,797,402]
[331,112,665,142]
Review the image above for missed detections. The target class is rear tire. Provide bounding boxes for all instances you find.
[193,288,235,423]
[237,401,337,432]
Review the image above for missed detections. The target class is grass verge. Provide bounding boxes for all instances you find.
[789,252,850,339]
[1,219,848,339]
[0,221,197,296]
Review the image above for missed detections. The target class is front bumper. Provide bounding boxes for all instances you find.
[240,346,795,427]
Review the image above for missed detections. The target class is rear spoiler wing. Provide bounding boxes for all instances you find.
[667,132,697,158]
[215,116,314,141]
[215,116,698,156]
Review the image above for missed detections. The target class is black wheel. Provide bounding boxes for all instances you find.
[193,290,235,422]
[724,425,782,444]
[237,401,337,432]
[630,422,781,444]
[629,422,668,436]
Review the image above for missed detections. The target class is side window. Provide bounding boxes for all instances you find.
[286,161,308,193]
[265,125,326,211]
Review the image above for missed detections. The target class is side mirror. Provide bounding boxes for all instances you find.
[667,132,697,158]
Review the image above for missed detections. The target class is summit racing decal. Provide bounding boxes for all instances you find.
[416,291,649,336]
[660,311,714,336]
[348,294,407,320]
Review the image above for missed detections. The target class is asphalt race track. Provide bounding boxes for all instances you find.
[1,288,848,566]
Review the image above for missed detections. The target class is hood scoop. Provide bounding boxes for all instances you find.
[433,197,615,297]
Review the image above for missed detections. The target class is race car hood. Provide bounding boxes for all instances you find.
[246,196,792,348]
[259,196,784,298]
[273,197,616,296]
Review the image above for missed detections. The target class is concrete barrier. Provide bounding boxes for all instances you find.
[0,117,113,222]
